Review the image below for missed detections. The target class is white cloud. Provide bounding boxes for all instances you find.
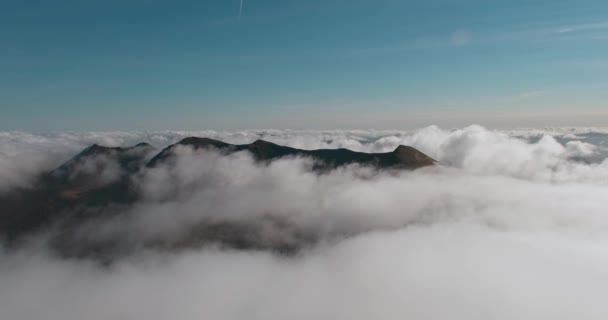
[2,126,608,319]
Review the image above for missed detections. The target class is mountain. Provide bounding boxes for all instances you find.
[49,142,156,199]
[0,138,435,257]
[148,137,436,170]
[0,143,156,242]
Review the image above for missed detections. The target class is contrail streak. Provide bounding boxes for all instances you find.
[238,0,244,21]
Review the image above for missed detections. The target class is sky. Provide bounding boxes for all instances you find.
[1,0,608,130]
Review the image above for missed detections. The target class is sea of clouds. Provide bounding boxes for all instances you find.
[1,125,608,320]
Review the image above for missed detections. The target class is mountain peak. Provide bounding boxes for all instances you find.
[147,137,230,167]
[133,142,153,148]
[392,145,436,166]
[52,142,157,181]
[81,142,155,156]
[79,144,118,157]
[177,137,229,148]
[252,139,278,146]
[393,145,416,153]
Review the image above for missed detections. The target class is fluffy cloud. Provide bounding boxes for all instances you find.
[1,125,608,319]
[2,125,607,192]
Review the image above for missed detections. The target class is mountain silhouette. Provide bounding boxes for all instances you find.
[0,143,156,242]
[0,138,435,257]
[148,137,436,170]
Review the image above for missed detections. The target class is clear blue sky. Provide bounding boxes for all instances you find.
[2,0,608,130]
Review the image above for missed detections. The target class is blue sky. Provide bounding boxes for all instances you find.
[2,0,608,130]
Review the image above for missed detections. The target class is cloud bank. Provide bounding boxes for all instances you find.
[1,125,608,319]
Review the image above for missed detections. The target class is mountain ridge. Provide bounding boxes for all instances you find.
[147,137,436,170]
[0,138,436,256]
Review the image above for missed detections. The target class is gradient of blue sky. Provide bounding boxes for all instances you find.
[2,0,608,130]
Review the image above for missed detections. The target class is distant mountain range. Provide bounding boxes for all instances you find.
[0,137,435,258]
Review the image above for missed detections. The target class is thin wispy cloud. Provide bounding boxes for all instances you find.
[238,0,244,21]
[450,29,472,47]
[554,21,608,34]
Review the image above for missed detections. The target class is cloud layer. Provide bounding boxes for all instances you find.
[1,125,608,319]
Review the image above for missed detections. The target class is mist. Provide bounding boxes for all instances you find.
[1,125,608,319]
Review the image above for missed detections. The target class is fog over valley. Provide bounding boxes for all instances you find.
[1,126,608,319]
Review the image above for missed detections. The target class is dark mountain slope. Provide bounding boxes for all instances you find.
[148,137,436,170]
[0,143,156,242]
[48,142,156,203]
